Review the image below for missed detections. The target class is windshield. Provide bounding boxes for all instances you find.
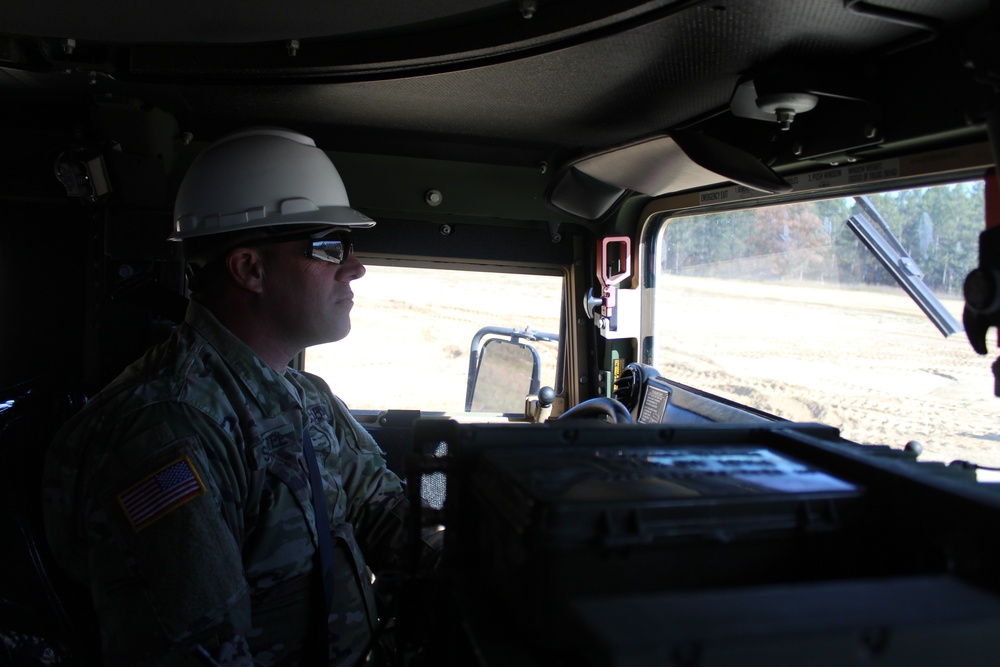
[304,265,563,413]
[652,180,998,468]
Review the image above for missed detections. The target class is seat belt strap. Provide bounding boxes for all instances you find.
[302,427,335,656]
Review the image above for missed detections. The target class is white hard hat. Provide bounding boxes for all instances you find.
[171,127,374,240]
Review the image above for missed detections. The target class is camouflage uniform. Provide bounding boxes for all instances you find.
[43,300,417,666]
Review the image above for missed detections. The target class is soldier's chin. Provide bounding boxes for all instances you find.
[328,323,351,343]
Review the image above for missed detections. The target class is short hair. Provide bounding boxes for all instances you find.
[181,224,327,297]
[182,229,270,299]
[182,229,263,269]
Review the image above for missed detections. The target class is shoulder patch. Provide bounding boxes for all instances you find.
[118,455,207,531]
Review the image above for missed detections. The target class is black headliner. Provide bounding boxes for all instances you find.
[0,0,993,172]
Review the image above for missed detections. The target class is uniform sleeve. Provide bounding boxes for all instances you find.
[44,402,255,667]
[324,393,443,574]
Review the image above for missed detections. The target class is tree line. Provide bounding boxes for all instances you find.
[661,181,985,296]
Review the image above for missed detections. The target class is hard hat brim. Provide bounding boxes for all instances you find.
[169,206,375,240]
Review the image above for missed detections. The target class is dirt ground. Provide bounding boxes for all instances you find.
[308,266,1000,470]
[657,275,1000,468]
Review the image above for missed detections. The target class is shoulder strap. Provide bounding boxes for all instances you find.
[301,427,335,659]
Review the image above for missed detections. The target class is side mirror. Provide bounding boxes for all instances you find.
[464,326,558,413]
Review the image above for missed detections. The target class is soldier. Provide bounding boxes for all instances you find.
[42,128,435,666]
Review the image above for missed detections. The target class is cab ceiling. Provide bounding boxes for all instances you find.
[0,0,993,171]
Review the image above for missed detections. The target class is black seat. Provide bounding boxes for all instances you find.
[0,378,100,666]
[364,410,446,510]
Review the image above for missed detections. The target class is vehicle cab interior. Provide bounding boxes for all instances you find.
[2,1,1000,665]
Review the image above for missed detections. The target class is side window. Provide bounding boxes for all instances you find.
[305,265,563,412]
[652,181,996,467]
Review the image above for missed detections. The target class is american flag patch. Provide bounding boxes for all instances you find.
[118,456,206,531]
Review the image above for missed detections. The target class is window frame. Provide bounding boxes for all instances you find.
[635,155,993,467]
[298,256,571,417]
[637,143,993,361]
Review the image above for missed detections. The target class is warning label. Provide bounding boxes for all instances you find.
[696,158,902,206]
[637,384,671,424]
[846,161,900,184]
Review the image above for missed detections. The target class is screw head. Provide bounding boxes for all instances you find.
[425,189,443,206]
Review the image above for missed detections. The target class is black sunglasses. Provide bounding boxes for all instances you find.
[305,230,353,265]
[235,228,354,265]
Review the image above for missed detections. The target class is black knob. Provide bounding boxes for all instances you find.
[964,268,1000,314]
[538,386,556,408]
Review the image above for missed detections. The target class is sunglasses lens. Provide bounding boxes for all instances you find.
[310,238,350,264]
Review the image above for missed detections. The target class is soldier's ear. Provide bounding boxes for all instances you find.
[225,247,266,294]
